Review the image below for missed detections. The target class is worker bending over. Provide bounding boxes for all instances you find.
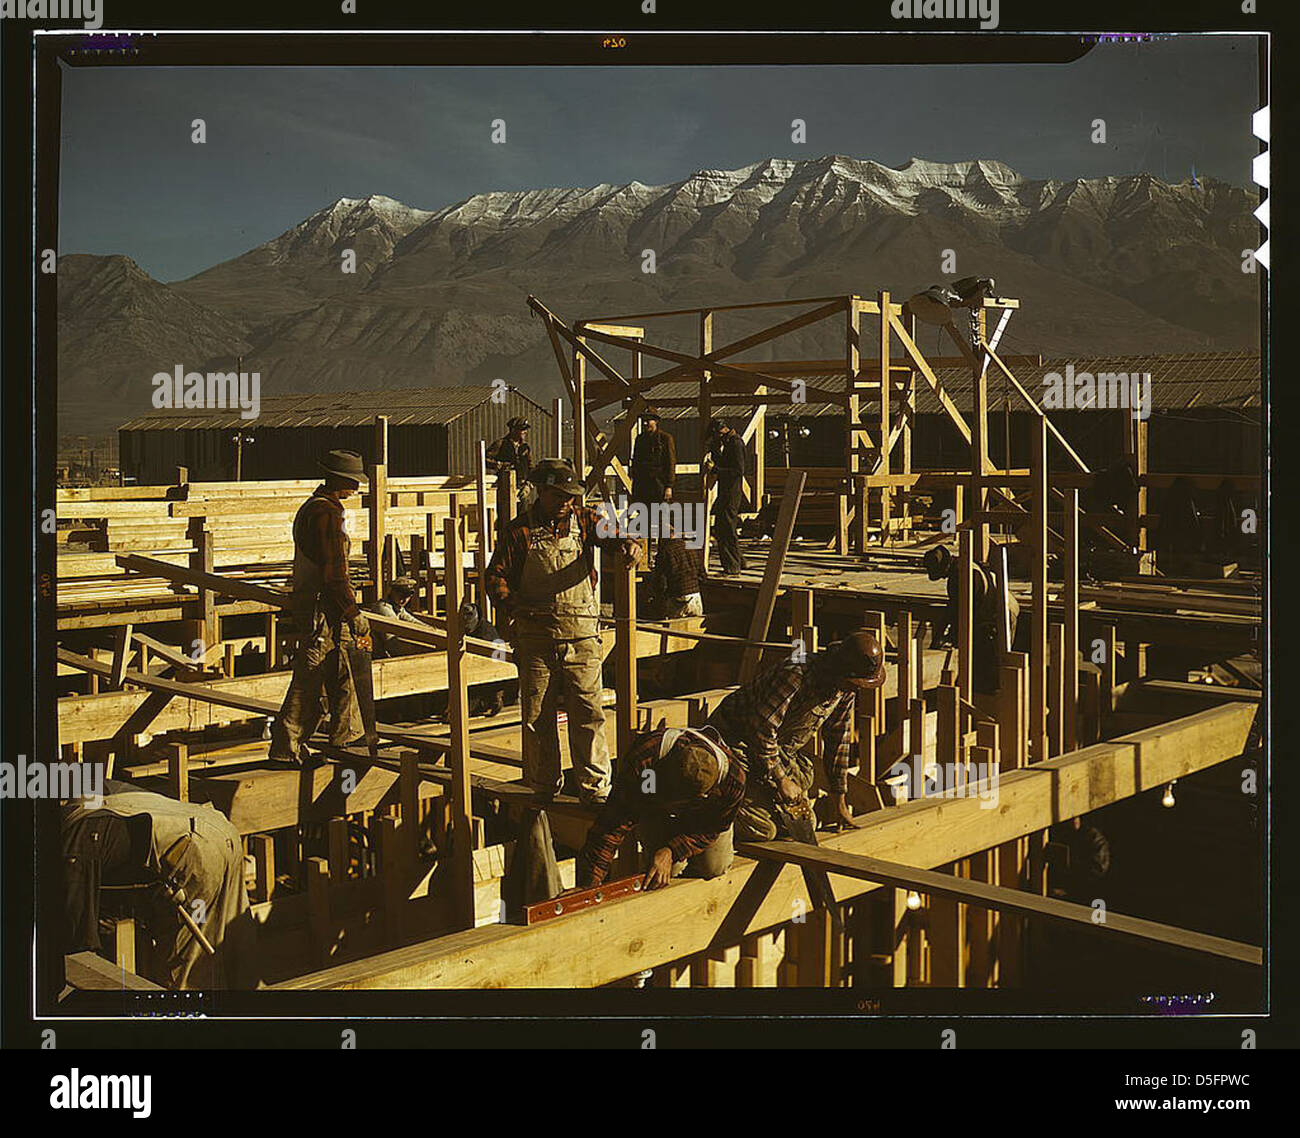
[707,631,887,840]
[577,725,745,890]
[270,449,372,764]
[923,544,1019,693]
[646,524,705,618]
[486,458,642,806]
[364,576,424,657]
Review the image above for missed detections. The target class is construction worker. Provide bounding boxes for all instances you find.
[923,544,1019,693]
[459,601,512,718]
[645,523,705,618]
[269,449,372,765]
[485,458,642,806]
[703,417,746,575]
[706,631,887,841]
[364,576,424,658]
[576,725,745,890]
[630,409,676,509]
[487,416,532,485]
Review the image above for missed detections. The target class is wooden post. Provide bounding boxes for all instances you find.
[425,506,440,615]
[409,533,426,615]
[878,294,893,544]
[957,529,974,705]
[846,297,863,555]
[475,439,492,623]
[188,520,217,657]
[1123,411,1150,568]
[574,337,588,481]
[1063,487,1080,752]
[1030,416,1049,764]
[897,610,914,737]
[613,549,639,761]
[1095,620,1116,718]
[971,306,991,562]
[551,396,564,459]
[1048,623,1065,758]
[369,415,390,604]
[250,833,275,902]
[166,742,188,802]
[443,515,475,928]
[265,610,280,669]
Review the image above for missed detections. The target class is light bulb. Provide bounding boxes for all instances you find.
[1162,782,1176,808]
[906,891,922,911]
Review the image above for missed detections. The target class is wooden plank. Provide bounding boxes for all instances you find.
[272,702,1256,989]
[64,951,162,991]
[739,469,806,683]
[742,842,1262,967]
[108,623,134,690]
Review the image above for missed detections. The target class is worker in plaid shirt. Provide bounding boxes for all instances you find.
[706,631,887,840]
[576,725,745,889]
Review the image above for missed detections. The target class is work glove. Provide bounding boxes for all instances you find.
[349,611,371,639]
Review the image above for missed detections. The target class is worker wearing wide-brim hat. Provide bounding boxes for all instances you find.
[485,458,643,806]
[269,449,371,763]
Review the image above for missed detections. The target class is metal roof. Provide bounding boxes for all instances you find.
[613,351,1261,420]
[120,385,551,432]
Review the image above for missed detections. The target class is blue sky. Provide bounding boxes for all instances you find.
[58,36,1260,282]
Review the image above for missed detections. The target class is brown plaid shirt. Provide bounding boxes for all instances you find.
[707,655,856,794]
[577,727,746,886]
[649,537,703,599]
[292,487,360,622]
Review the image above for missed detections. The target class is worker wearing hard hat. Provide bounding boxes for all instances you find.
[706,631,887,840]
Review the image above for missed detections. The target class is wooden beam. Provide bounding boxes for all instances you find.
[739,470,806,683]
[273,702,1256,988]
[743,842,1261,967]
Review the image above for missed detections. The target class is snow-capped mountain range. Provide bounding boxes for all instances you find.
[58,155,1260,435]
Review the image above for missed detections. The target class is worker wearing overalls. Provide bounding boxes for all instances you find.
[486,458,642,806]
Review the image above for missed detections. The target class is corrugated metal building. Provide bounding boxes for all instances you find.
[611,352,1262,475]
[119,386,552,484]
